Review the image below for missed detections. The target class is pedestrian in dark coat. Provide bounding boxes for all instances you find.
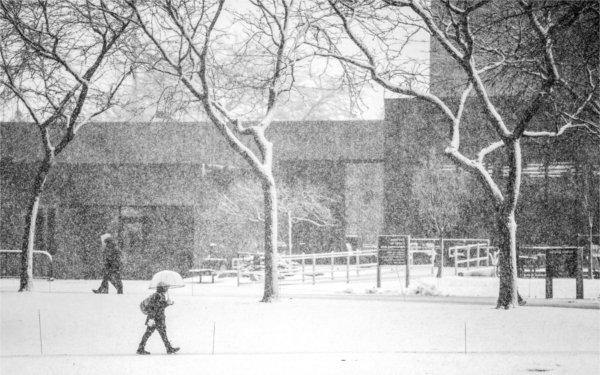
[137,284,180,354]
[93,234,123,294]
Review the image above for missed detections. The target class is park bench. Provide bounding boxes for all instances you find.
[188,268,217,283]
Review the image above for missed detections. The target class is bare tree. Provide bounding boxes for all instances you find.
[0,0,134,291]
[216,178,341,255]
[125,0,312,301]
[412,150,472,277]
[309,0,599,308]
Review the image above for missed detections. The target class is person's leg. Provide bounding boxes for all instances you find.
[109,272,123,294]
[156,319,179,354]
[93,271,109,293]
[137,324,156,354]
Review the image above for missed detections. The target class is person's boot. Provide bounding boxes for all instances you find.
[92,288,107,294]
[137,338,151,354]
[166,346,180,354]
[157,326,178,354]
[137,329,153,355]
[136,347,150,355]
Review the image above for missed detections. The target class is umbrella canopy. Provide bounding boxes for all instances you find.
[149,270,185,289]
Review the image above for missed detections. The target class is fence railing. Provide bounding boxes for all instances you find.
[448,244,497,275]
[230,238,494,286]
[408,239,437,274]
[0,249,54,280]
[279,250,377,284]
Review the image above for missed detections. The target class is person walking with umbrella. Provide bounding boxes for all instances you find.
[93,233,123,294]
[137,271,182,355]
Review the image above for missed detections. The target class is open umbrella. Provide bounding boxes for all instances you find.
[149,270,185,289]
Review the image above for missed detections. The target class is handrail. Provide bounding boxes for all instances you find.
[0,249,53,280]
[520,246,584,251]
[280,250,376,261]
[0,249,53,260]
[448,243,494,257]
[449,245,496,275]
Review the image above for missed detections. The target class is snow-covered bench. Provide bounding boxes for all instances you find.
[188,268,217,283]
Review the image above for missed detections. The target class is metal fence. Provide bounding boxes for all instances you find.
[447,244,497,275]
[0,249,54,280]
[280,249,377,284]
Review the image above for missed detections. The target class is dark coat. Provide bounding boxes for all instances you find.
[103,239,121,271]
[145,291,170,321]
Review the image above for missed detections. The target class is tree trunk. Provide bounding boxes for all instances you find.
[261,178,279,302]
[496,210,520,308]
[496,139,523,309]
[19,157,52,292]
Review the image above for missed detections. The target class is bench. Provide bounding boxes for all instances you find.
[188,268,217,283]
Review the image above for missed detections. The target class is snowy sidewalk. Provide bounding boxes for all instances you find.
[2,280,599,375]
[2,352,598,375]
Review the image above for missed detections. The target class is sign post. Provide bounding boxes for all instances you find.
[524,246,585,299]
[377,235,410,288]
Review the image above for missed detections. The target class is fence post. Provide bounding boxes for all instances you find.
[331,251,334,280]
[576,247,584,299]
[405,235,411,287]
[545,270,553,299]
[346,251,350,283]
[454,248,458,275]
[236,258,240,287]
[377,260,381,288]
[301,253,305,283]
[312,253,316,285]
[466,247,471,271]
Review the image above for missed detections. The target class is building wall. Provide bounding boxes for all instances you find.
[345,162,384,245]
[1,120,386,164]
[0,157,356,278]
[2,99,597,279]
[383,97,600,245]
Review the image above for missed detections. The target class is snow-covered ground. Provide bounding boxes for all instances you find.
[1,267,599,375]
